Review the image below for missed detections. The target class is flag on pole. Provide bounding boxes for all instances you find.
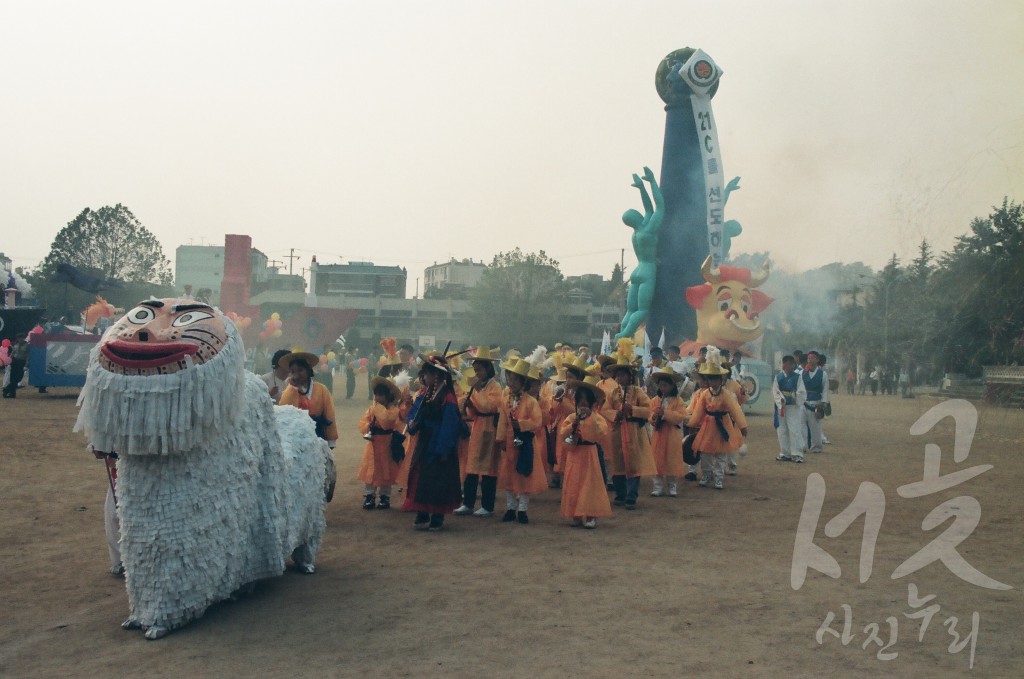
[657,327,666,351]
[642,328,652,379]
[600,330,611,357]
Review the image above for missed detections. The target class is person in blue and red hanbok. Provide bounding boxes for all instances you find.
[402,353,463,531]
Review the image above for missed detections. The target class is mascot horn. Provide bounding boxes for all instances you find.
[74,299,334,639]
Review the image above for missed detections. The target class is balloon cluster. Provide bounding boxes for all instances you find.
[318,351,338,372]
[258,312,284,342]
[0,339,10,367]
[224,311,253,331]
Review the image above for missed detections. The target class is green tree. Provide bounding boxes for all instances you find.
[930,198,1024,372]
[605,262,627,309]
[28,204,174,321]
[468,248,570,349]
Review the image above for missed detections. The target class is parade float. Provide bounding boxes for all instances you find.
[616,48,775,412]
[1,268,44,342]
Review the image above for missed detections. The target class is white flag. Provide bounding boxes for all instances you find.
[642,329,652,378]
[600,330,611,357]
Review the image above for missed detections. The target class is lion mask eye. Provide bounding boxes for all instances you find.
[172,310,215,327]
[125,306,157,324]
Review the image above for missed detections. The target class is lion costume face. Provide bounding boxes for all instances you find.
[99,300,227,376]
[76,299,247,456]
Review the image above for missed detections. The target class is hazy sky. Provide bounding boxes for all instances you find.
[2,0,1022,287]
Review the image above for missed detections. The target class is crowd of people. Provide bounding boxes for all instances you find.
[256,337,840,533]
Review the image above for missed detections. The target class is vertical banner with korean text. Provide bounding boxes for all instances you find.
[678,50,725,266]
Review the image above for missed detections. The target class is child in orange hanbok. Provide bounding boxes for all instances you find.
[558,376,612,529]
[496,355,548,524]
[721,349,749,475]
[602,351,657,510]
[454,347,503,517]
[687,347,747,490]
[549,355,589,484]
[648,366,687,497]
[357,375,405,509]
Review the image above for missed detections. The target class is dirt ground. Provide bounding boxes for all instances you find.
[1,381,1021,678]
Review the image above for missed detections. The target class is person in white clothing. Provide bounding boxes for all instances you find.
[801,351,830,454]
[260,349,292,404]
[774,355,808,462]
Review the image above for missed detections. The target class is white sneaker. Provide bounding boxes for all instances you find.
[727,462,737,476]
[472,507,493,517]
[698,476,709,487]
[714,478,724,490]
[583,519,597,529]
[650,489,664,497]
[668,483,678,497]
[453,505,472,515]
[776,454,792,462]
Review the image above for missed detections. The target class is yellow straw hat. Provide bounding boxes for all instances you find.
[472,346,502,362]
[564,355,591,379]
[280,351,320,371]
[651,365,684,384]
[500,357,533,379]
[574,375,606,406]
[698,346,731,376]
[369,375,401,402]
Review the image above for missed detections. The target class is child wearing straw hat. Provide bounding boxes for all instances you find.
[720,349,750,475]
[279,351,339,446]
[549,354,591,483]
[686,347,748,490]
[454,346,503,517]
[357,373,407,510]
[648,366,687,497]
[495,357,548,524]
[603,352,657,509]
[558,376,613,529]
[403,353,463,531]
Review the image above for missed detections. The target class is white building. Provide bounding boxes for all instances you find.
[423,258,487,297]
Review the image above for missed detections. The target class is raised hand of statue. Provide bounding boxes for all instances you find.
[643,166,656,183]
[631,173,643,190]
[725,176,741,197]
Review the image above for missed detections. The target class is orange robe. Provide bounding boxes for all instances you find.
[538,382,556,474]
[463,379,503,477]
[602,385,657,478]
[724,378,748,406]
[455,385,470,482]
[549,386,576,472]
[279,381,338,442]
[558,415,613,518]
[649,395,686,477]
[496,390,548,495]
[688,388,747,454]
[396,386,418,490]
[356,403,401,486]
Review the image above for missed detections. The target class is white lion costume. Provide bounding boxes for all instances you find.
[74,299,333,639]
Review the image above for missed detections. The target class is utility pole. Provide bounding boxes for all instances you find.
[284,248,301,276]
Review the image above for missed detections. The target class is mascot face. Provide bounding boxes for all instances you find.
[685,257,774,351]
[98,299,227,376]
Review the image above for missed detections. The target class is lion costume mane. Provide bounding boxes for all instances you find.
[74,301,332,639]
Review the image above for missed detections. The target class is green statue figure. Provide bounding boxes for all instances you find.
[617,166,663,339]
[722,176,742,260]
